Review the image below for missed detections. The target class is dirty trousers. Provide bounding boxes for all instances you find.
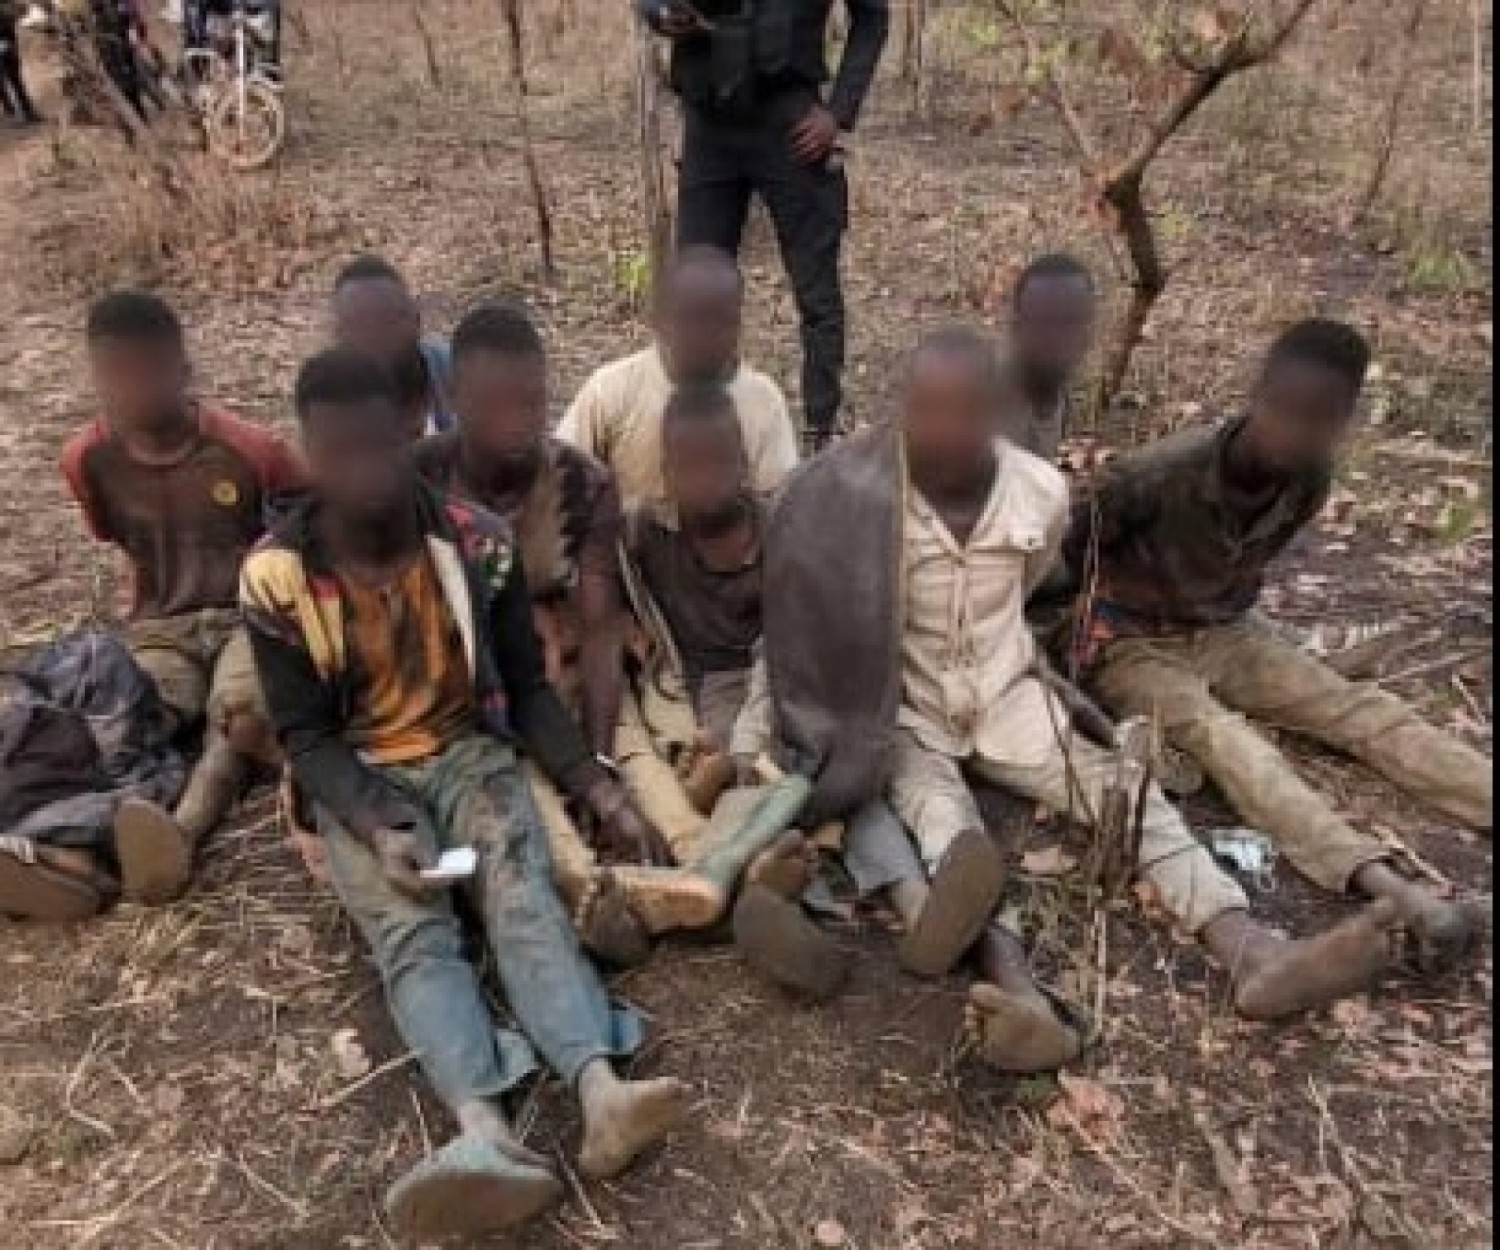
[128,607,267,734]
[535,675,729,904]
[319,736,639,1110]
[887,726,1248,935]
[1092,615,1494,893]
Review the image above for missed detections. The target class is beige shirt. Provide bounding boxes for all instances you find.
[898,442,1070,769]
[557,347,799,510]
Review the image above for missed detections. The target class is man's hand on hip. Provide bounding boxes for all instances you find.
[790,103,841,165]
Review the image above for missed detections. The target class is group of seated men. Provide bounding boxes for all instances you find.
[5,244,1489,1239]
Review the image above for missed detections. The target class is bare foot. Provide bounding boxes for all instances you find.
[732,883,850,1000]
[1354,863,1481,975]
[578,1072,690,1180]
[1232,900,1400,1020]
[745,830,816,899]
[575,871,653,968]
[682,749,737,816]
[611,866,724,935]
[963,983,1084,1073]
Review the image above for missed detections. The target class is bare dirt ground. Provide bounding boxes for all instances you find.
[0,2,1491,1247]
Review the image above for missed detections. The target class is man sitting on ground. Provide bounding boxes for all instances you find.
[619,382,850,997]
[241,350,688,1240]
[414,304,822,984]
[331,254,455,438]
[1070,318,1491,972]
[61,290,300,903]
[755,327,1403,1072]
[559,246,799,509]
[1001,253,1098,463]
[413,301,729,964]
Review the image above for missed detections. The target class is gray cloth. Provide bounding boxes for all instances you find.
[319,735,641,1107]
[1,630,185,851]
[761,421,904,823]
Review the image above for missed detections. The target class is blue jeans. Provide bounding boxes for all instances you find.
[320,735,641,1109]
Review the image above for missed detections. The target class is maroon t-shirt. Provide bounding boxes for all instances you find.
[61,407,305,620]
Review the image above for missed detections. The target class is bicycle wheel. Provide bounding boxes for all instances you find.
[205,77,285,169]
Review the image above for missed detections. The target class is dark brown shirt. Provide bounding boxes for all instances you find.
[627,498,766,679]
[1066,416,1331,635]
[61,407,305,621]
[413,434,621,602]
[413,434,621,701]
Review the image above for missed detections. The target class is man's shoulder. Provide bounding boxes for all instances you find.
[1002,439,1069,510]
[730,361,789,413]
[199,407,294,473]
[1116,417,1221,480]
[583,346,657,395]
[547,433,612,488]
[61,418,112,474]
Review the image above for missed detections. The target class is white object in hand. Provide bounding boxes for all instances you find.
[419,847,478,883]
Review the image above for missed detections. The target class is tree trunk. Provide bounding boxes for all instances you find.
[1349,0,1429,227]
[498,0,556,279]
[635,21,673,285]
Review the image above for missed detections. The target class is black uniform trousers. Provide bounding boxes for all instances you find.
[677,92,848,440]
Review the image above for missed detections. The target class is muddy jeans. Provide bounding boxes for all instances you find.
[1092,615,1494,894]
[887,727,1248,935]
[319,736,640,1109]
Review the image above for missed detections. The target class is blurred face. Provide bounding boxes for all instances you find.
[90,335,191,431]
[1011,273,1097,388]
[1241,358,1358,478]
[453,349,548,464]
[333,277,421,365]
[301,397,413,521]
[656,267,743,384]
[902,347,1000,493]
[662,414,747,524]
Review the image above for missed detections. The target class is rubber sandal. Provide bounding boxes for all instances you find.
[0,839,104,922]
[385,1135,563,1239]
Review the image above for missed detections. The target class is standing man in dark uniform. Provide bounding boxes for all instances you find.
[640,0,889,450]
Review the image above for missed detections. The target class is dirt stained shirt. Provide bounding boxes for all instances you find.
[557,346,799,511]
[61,407,305,622]
[899,441,1070,769]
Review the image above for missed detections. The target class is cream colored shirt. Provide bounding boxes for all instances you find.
[898,442,1070,769]
[557,347,799,510]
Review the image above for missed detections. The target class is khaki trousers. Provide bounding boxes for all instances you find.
[1092,615,1493,894]
[533,678,712,908]
[888,728,1248,935]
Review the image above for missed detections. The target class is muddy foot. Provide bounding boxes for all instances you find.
[898,828,1006,978]
[612,867,725,935]
[385,1135,561,1239]
[963,983,1084,1073]
[733,883,851,1000]
[682,749,737,816]
[1403,894,1482,975]
[114,799,194,906]
[1235,899,1400,1020]
[576,871,653,968]
[578,1076,690,1180]
[745,830,816,899]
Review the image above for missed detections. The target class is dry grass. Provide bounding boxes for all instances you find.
[0,0,1491,1246]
